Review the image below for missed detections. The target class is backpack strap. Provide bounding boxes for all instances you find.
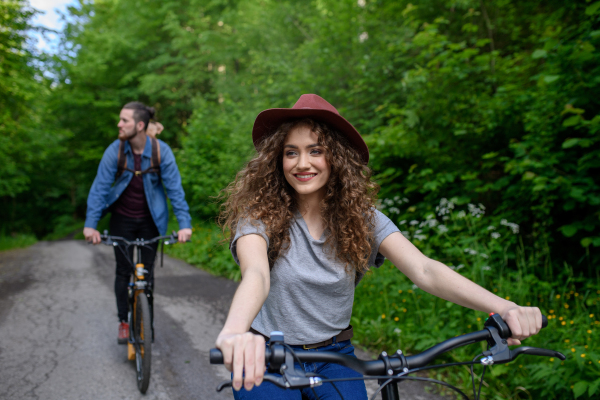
[115,140,128,179]
[115,138,162,179]
[150,137,161,176]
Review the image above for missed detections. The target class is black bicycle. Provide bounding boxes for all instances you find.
[100,231,179,394]
[210,314,565,400]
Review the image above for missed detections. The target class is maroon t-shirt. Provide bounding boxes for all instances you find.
[113,153,151,218]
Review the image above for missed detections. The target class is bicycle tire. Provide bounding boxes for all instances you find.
[134,291,152,393]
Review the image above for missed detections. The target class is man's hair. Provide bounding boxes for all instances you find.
[123,101,155,130]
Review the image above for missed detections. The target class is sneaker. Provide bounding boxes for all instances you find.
[118,322,129,345]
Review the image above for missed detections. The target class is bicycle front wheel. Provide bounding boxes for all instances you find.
[134,291,152,393]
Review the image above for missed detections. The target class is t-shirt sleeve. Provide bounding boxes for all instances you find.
[368,210,400,268]
[230,219,270,266]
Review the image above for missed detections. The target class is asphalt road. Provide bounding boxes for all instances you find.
[0,241,445,400]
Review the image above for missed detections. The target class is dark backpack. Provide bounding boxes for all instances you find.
[115,138,161,179]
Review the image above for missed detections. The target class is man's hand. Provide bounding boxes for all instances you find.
[178,228,192,243]
[83,227,101,244]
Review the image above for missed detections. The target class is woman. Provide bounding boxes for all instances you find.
[215,94,542,399]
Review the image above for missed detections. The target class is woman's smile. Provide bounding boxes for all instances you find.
[294,173,318,182]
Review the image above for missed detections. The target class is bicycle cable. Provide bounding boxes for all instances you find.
[282,344,344,400]
[470,353,484,400]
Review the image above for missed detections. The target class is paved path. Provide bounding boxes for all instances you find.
[0,241,445,400]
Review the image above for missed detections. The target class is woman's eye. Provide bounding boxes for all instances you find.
[285,151,297,156]
[310,149,322,155]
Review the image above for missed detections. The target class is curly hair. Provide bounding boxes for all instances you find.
[218,119,379,275]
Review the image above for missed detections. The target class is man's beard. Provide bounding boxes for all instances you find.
[118,126,140,141]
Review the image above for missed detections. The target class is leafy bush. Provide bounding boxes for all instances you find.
[352,199,600,399]
[165,220,239,281]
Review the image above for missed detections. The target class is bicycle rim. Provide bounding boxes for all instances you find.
[134,291,152,393]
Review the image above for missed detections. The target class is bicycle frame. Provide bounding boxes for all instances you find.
[127,243,153,360]
[100,232,178,358]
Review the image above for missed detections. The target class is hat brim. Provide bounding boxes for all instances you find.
[252,108,369,164]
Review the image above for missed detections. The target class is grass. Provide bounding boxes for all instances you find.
[0,233,37,251]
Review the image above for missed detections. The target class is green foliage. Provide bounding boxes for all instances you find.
[365,0,600,274]
[353,203,600,399]
[164,220,239,280]
[0,233,37,252]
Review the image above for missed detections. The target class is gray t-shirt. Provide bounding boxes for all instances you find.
[231,209,399,345]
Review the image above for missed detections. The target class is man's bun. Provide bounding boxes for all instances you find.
[147,106,156,120]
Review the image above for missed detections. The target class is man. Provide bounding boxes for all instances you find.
[83,101,192,344]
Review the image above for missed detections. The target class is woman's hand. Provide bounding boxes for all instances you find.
[216,331,266,391]
[500,305,543,345]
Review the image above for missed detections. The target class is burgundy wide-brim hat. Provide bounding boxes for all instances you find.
[252,94,369,164]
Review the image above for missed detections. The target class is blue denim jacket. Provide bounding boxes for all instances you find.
[84,137,192,235]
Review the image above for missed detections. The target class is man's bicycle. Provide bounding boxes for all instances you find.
[210,314,565,400]
[100,231,179,394]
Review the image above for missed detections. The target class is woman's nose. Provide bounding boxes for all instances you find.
[297,153,310,169]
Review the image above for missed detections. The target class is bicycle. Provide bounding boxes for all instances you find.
[100,231,179,394]
[209,314,565,400]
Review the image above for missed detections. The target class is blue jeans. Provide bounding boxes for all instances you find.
[232,339,368,400]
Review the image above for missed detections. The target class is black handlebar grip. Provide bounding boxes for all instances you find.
[541,314,548,328]
[210,348,224,364]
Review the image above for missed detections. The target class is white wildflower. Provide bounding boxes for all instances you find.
[487,226,496,231]
[358,0,366,7]
[359,32,369,42]
[482,266,491,271]
[389,207,400,214]
[411,284,418,290]
[480,253,489,259]
[438,225,448,233]
[409,220,419,226]
[456,264,465,270]
[436,198,455,216]
[500,219,520,234]
[401,231,410,238]
[399,220,406,225]
[414,234,427,241]
[394,327,402,334]
[457,210,466,218]
[491,232,501,239]
[468,203,485,218]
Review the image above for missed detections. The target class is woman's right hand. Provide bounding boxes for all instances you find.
[215,331,266,392]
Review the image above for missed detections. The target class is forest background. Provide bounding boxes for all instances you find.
[2,0,599,398]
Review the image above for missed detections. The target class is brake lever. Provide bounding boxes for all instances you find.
[510,346,566,361]
[482,326,511,364]
[215,374,289,392]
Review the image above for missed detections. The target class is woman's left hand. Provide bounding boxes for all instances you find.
[500,305,543,345]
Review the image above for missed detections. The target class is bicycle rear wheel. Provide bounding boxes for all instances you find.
[134,291,152,393]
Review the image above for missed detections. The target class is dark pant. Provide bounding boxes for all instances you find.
[110,213,159,322]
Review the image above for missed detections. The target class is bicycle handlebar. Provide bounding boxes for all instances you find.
[99,230,179,246]
[209,314,564,391]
